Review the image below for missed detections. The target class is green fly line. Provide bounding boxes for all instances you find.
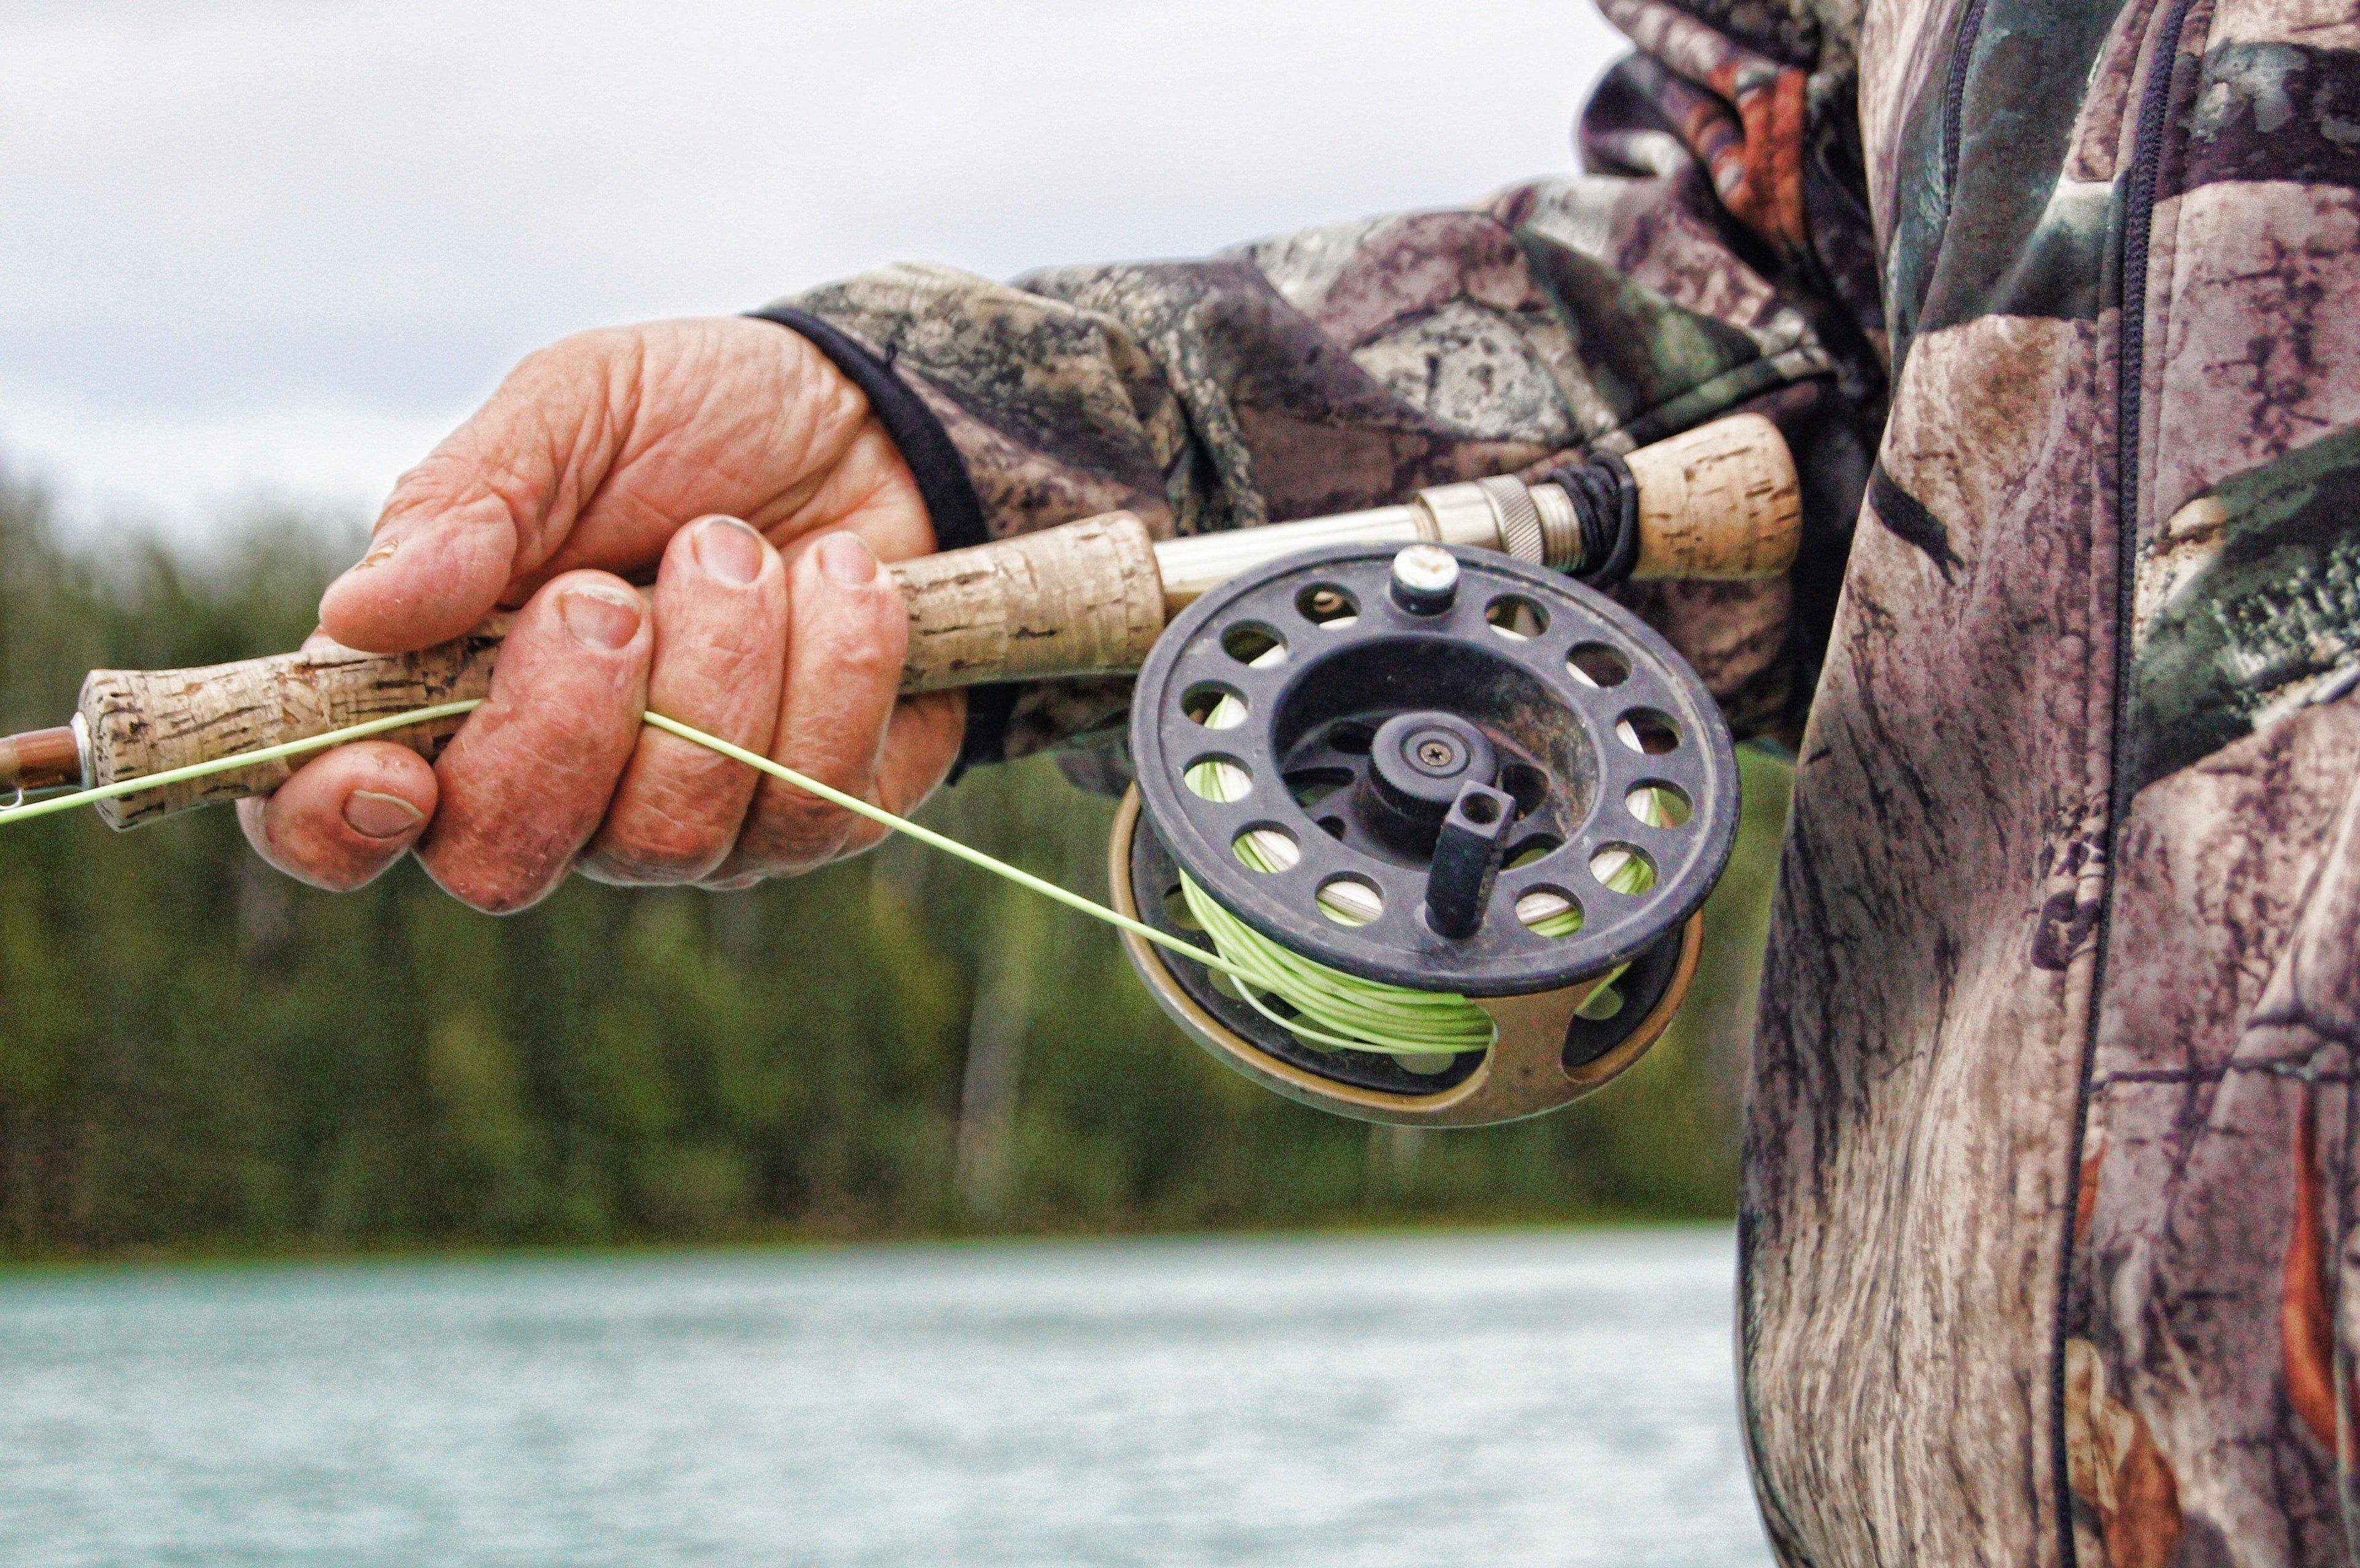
[0,699,1223,974]
[0,696,1638,1060]
[1178,675,1666,1054]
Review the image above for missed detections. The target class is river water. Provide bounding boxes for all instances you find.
[0,1228,1770,1566]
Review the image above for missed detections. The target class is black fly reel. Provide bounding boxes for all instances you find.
[1108,543,1740,1127]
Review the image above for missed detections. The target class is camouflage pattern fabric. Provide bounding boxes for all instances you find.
[782,0,2360,1558]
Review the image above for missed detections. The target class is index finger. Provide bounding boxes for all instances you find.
[317,337,616,654]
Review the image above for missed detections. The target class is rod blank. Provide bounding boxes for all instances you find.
[0,726,82,794]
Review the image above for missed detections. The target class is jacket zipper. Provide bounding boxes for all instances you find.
[1941,0,1992,202]
[2054,2,2204,1564]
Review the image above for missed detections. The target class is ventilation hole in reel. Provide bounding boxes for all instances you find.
[1233,825,1301,873]
[1503,834,1563,869]
[1161,884,1203,933]
[1485,594,1548,640]
[1223,624,1288,668]
[1286,767,1355,809]
[1515,887,1584,938]
[1316,875,1383,927]
[1626,783,1691,828]
[1182,684,1249,729]
[1325,721,1376,756]
[1590,844,1658,896]
[1296,584,1359,629]
[1498,762,1550,818]
[1575,984,1626,1021]
[1316,815,1347,841]
[1183,756,1251,802]
[1567,643,1631,688]
[1615,708,1679,755]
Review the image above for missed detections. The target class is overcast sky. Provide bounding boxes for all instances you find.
[0,0,1624,542]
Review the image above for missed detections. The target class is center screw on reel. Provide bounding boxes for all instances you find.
[1110,540,1742,1127]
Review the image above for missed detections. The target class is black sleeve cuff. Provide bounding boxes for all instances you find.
[746,305,1014,772]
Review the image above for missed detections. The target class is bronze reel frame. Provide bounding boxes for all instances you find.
[1109,788,1702,1127]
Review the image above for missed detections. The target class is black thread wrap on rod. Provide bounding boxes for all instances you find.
[1544,452,1641,590]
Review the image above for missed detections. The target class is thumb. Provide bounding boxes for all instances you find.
[320,341,608,653]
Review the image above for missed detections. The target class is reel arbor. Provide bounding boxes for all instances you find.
[1112,543,1739,1127]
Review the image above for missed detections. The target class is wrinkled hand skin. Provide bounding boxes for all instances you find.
[237,317,964,909]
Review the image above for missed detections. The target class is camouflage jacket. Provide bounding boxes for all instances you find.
[784,0,2360,1559]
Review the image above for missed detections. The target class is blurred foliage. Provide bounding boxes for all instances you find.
[0,476,1791,1255]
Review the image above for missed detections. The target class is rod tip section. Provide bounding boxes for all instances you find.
[0,726,84,793]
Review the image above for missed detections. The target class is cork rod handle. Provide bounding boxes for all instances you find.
[79,512,1165,828]
[1622,414,1801,581]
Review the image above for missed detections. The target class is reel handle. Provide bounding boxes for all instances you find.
[71,415,1800,828]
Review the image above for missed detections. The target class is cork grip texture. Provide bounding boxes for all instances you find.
[1624,413,1802,580]
[897,510,1163,691]
[77,512,1170,828]
[81,624,512,829]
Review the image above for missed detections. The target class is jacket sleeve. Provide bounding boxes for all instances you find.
[775,1,1884,770]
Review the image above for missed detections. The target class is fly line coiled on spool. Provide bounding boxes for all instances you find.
[1178,670,1660,1061]
[1176,669,1498,1059]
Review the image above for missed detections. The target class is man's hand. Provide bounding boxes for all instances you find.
[238,317,965,909]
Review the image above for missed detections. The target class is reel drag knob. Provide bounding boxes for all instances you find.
[1355,704,1514,939]
[1109,541,1741,1129]
[1360,710,1498,854]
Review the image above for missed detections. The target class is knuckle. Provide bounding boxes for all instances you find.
[379,449,466,520]
[522,327,620,379]
[422,852,554,917]
[836,817,891,861]
[744,788,853,871]
[307,863,380,896]
[844,625,903,677]
[521,327,649,444]
[579,850,679,888]
[456,879,541,917]
[266,837,388,896]
[387,446,536,551]
[591,817,725,885]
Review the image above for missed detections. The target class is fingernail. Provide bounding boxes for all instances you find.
[693,517,766,585]
[560,583,643,650]
[345,790,425,840]
[817,531,878,585]
[345,534,404,576]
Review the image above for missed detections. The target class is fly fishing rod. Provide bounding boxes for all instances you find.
[0,414,1799,1128]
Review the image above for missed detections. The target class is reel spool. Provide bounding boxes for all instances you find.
[1109,543,1740,1127]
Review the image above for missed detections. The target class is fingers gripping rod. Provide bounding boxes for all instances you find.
[2,414,1800,828]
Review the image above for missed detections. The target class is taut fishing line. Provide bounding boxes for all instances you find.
[0,697,1501,1059]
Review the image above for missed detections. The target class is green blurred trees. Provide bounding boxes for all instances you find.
[0,476,1788,1255]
